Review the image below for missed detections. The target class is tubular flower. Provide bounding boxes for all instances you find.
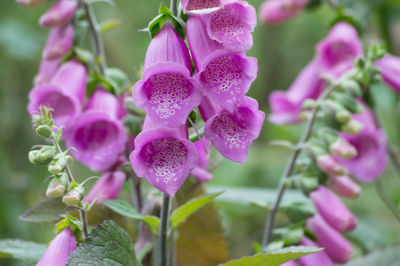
[204,96,265,163]
[187,16,257,111]
[132,24,202,127]
[34,58,62,86]
[299,237,334,266]
[260,0,309,25]
[307,215,353,264]
[28,60,87,127]
[43,24,74,60]
[316,154,347,176]
[310,185,357,233]
[328,175,361,199]
[37,227,76,266]
[204,1,257,53]
[39,0,77,28]
[84,171,126,204]
[64,89,128,172]
[129,124,198,197]
[181,0,222,14]
[375,54,400,94]
[16,0,45,7]
[191,138,213,182]
[339,105,388,183]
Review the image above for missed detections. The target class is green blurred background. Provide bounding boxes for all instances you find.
[1,0,400,265]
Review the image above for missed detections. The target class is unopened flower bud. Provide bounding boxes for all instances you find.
[341,79,362,97]
[299,175,319,194]
[330,138,357,159]
[28,150,41,165]
[324,100,351,123]
[302,99,318,110]
[48,153,70,174]
[328,175,361,199]
[317,154,347,176]
[46,173,68,198]
[38,146,57,163]
[16,0,46,7]
[331,92,362,114]
[62,186,84,206]
[341,119,364,135]
[36,125,53,139]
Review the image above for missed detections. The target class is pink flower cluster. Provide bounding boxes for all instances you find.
[130,0,265,196]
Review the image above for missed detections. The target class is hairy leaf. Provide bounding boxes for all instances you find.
[0,239,46,264]
[19,197,66,223]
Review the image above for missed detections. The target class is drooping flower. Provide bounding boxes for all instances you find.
[84,171,126,204]
[187,16,258,111]
[307,214,353,264]
[204,1,257,52]
[181,0,222,14]
[64,88,127,172]
[132,24,202,127]
[328,175,361,199]
[28,60,87,127]
[191,138,213,182]
[375,54,400,94]
[298,237,334,266]
[310,185,357,233]
[204,96,265,163]
[339,104,388,182]
[42,25,74,60]
[39,0,78,28]
[129,124,198,197]
[269,59,324,124]
[37,227,76,266]
[16,0,45,7]
[34,58,62,86]
[260,0,308,25]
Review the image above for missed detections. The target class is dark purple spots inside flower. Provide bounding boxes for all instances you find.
[186,0,220,10]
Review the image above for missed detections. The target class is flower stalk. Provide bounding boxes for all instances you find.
[159,193,171,266]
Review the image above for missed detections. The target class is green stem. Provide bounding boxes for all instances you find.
[80,208,89,239]
[170,0,178,16]
[159,193,171,266]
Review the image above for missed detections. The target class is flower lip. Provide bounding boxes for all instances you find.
[65,111,127,172]
[28,84,81,127]
[181,0,222,15]
[133,62,203,127]
[130,128,198,197]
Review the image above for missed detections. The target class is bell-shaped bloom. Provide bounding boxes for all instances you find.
[34,58,61,86]
[84,171,126,204]
[39,0,78,28]
[269,59,324,124]
[17,0,45,7]
[28,60,87,127]
[64,89,127,172]
[42,25,74,60]
[339,105,388,182]
[316,22,363,74]
[187,16,257,111]
[37,227,76,266]
[260,0,308,25]
[298,237,334,266]
[130,124,198,197]
[204,96,265,163]
[316,154,347,176]
[310,185,357,233]
[191,138,212,182]
[204,1,257,52]
[181,0,222,14]
[307,215,353,264]
[133,24,202,127]
[328,175,361,199]
[375,54,400,94]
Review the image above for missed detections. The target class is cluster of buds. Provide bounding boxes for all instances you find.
[129,0,265,197]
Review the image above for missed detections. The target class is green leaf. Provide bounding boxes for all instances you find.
[19,197,66,223]
[0,239,46,264]
[219,246,323,266]
[67,221,140,266]
[104,199,160,234]
[170,191,223,228]
[345,246,400,266]
[99,20,122,32]
[268,140,296,151]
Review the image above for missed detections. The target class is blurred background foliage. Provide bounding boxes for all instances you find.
[1,0,400,265]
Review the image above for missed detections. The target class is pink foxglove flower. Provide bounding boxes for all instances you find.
[204,96,265,163]
[39,0,78,28]
[181,0,222,14]
[129,124,198,197]
[260,0,308,25]
[84,171,126,204]
[375,54,400,94]
[269,59,323,124]
[187,16,258,111]
[65,89,127,172]
[191,138,212,182]
[132,24,202,127]
[328,175,361,199]
[16,0,45,7]
[316,154,347,176]
[204,1,257,52]
[339,105,388,182]
[43,25,74,60]
[280,261,298,266]
[299,237,334,266]
[28,60,87,127]
[307,215,353,264]
[37,227,76,266]
[310,185,357,233]
[34,58,61,86]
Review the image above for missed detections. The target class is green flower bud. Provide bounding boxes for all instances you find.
[341,79,362,97]
[341,119,364,135]
[36,125,53,139]
[46,174,68,198]
[48,153,70,174]
[28,150,41,165]
[62,186,84,206]
[302,99,318,110]
[38,146,57,164]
